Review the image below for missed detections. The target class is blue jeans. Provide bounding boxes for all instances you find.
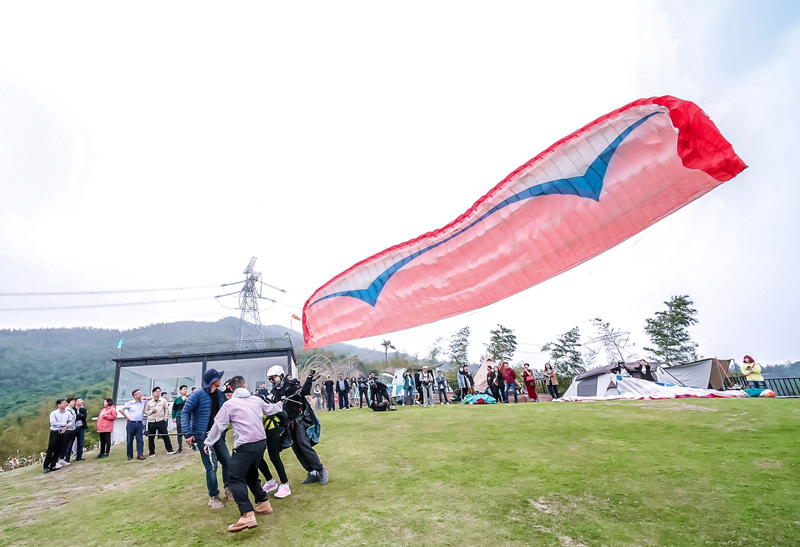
[199,437,231,498]
[403,387,414,406]
[126,421,144,458]
[749,380,766,389]
[505,383,518,403]
[75,428,86,459]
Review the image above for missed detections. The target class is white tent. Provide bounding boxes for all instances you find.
[656,358,732,390]
[563,369,620,399]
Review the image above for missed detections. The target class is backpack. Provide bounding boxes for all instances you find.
[265,411,293,451]
[299,401,321,446]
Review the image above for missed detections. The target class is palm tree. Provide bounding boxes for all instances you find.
[381,339,395,367]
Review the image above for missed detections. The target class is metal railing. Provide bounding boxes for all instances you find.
[729,376,800,397]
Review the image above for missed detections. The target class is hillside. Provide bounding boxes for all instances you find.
[1,399,798,546]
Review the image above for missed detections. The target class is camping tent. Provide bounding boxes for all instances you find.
[657,358,732,390]
[565,361,664,399]
[472,358,491,392]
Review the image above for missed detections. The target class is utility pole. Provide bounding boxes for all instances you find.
[236,257,266,351]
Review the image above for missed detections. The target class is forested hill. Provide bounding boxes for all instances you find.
[0,317,386,421]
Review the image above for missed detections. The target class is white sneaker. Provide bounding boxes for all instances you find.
[149,454,155,458]
[167,451,177,455]
[262,479,278,493]
[58,459,70,466]
[275,483,291,499]
[54,462,63,469]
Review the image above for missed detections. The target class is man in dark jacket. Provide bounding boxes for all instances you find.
[413,370,422,405]
[356,372,370,408]
[268,365,328,486]
[73,398,89,461]
[336,374,350,411]
[323,376,335,411]
[181,368,231,509]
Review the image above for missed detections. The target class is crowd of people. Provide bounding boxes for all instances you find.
[44,367,329,533]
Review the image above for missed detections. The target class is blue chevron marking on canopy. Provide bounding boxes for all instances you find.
[311,112,659,308]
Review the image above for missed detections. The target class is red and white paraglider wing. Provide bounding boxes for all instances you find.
[303,95,746,349]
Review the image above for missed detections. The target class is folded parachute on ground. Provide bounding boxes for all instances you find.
[303,96,746,349]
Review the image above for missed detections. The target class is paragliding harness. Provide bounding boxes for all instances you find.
[264,410,293,451]
[285,391,321,446]
[370,401,397,412]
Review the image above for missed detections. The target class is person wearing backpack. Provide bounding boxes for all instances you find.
[267,365,329,486]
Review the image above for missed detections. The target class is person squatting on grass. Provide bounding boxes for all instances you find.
[96,398,117,458]
[181,368,232,509]
[145,386,176,457]
[43,398,73,474]
[369,378,394,409]
[204,375,283,533]
[268,365,329,486]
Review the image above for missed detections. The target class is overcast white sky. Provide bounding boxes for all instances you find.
[1,1,798,367]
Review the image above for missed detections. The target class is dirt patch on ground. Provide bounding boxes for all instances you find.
[753,459,782,468]
[605,401,719,412]
[529,499,553,513]
[560,536,588,546]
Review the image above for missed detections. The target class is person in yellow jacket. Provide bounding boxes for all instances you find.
[742,355,766,389]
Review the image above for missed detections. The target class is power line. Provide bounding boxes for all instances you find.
[0,295,215,312]
[0,284,221,297]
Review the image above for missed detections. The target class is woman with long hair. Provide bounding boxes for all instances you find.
[495,365,506,402]
[96,398,117,458]
[522,364,539,402]
[544,363,560,399]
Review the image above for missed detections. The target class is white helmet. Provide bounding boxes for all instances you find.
[267,365,285,381]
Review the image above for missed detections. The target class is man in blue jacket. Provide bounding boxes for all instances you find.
[181,368,231,509]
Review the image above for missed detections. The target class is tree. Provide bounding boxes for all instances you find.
[541,326,585,378]
[380,339,396,367]
[485,324,517,362]
[448,326,471,369]
[644,295,699,365]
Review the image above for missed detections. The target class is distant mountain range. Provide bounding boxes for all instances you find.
[0,317,388,421]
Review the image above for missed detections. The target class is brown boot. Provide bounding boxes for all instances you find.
[228,512,257,533]
[254,500,273,515]
[223,486,233,500]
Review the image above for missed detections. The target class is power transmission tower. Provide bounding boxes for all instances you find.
[236,257,266,351]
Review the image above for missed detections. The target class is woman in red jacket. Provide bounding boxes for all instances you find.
[96,398,117,458]
[522,364,539,402]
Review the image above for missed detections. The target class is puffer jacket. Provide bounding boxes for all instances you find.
[180,387,227,441]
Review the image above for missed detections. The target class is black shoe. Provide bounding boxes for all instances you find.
[95,454,103,459]
[301,471,320,484]
[43,468,50,474]
[318,469,329,485]
[177,448,183,453]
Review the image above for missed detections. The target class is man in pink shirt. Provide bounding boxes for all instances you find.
[204,375,283,533]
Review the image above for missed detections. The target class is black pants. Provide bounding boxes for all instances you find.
[99,432,112,455]
[548,384,560,399]
[258,428,289,484]
[358,388,369,407]
[229,440,268,515]
[44,430,66,470]
[147,420,173,455]
[175,417,183,450]
[290,420,322,473]
[326,391,335,411]
[337,390,349,409]
[62,430,76,461]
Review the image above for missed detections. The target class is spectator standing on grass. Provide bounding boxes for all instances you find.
[414,369,423,405]
[313,384,323,411]
[146,387,176,457]
[742,355,765,389]
[465,366,475,395]
[120,389,148,461]
[419,366,435,407]
[181,368,232,509]
[501,362,518,403]
[337,374,350,411]
[172,385,188,453]
[59,397,77,465]
[457,366,469,399]
[324,376,335,412]
[356,372,370,408]
[544,363,560,399]
[495,365,506,402]
[486,360,497,398]
[436,370,449,404]
[403,370,415,406]
[73,398,88,460]
[44,399,73,474]
[522,364,539,402]
[96,398,117,458]
[205,375,283,533]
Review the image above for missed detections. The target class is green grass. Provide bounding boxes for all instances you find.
[1,398,799,546]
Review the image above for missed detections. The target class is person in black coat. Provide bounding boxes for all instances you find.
[356,372,370,408]
[369,379,394,408]
[323,376,335,411]
[269,367,328,486]
[413,371,423,405]
[335,375,350,411]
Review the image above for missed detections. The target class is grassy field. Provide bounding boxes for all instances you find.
[0,398,798,546]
